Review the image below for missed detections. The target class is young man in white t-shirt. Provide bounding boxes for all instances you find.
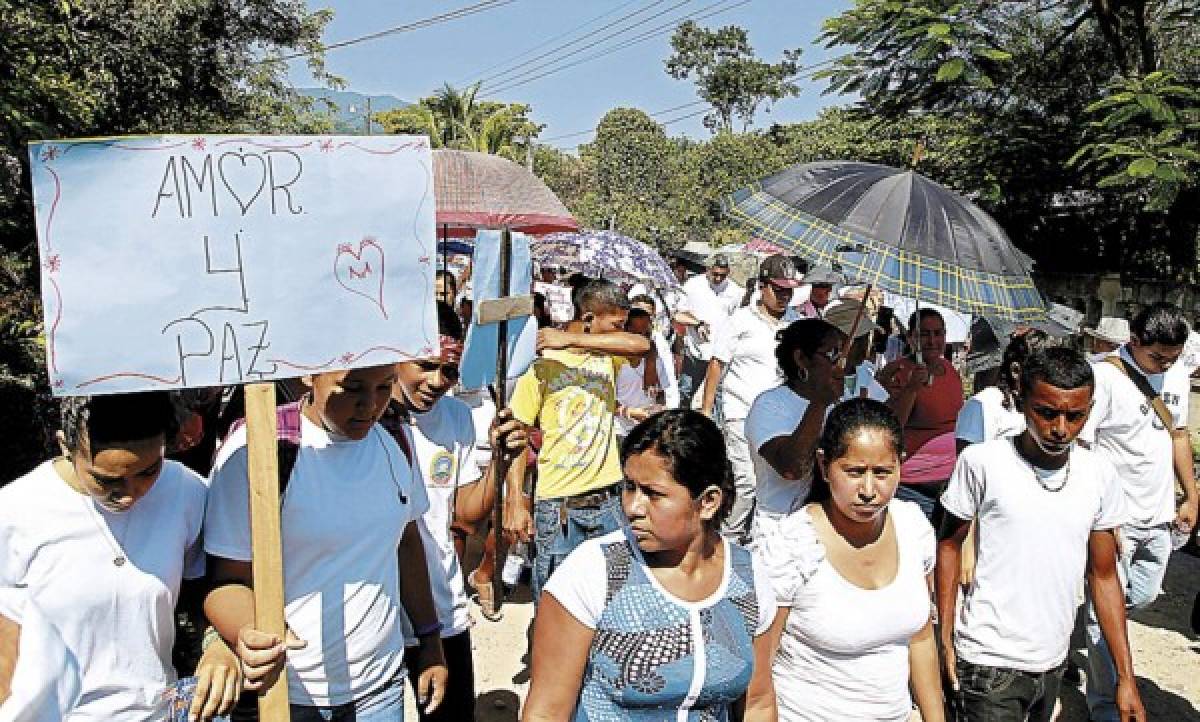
[1078,302,1196,721]
[384,302,526,722]
[702,254,801,542]
[675,254,743,409]
[936,348,1144,722]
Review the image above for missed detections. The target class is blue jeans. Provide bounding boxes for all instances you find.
[531,490,625,604]
[895,482,941,520]
[1085,523,1171,722]
[289,674,405,721]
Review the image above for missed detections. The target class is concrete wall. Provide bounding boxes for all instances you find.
[1036,272,1200,325]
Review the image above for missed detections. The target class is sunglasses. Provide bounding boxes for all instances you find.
[415,360,461,383]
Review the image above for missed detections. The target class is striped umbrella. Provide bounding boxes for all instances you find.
[726,161,1045,323]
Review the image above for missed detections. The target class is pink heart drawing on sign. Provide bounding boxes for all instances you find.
[334,238,388,319]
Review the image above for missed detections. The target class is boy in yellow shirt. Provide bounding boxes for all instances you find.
[508,279,649,601]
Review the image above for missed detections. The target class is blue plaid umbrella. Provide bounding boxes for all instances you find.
[532,230,679,290]
[726,161,1045,323]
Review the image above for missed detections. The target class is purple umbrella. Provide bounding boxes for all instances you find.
[532,230,678,290]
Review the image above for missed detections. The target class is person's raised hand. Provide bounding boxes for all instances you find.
[904,364,931,390]
[190,633,242,721]
[236,626,306,693]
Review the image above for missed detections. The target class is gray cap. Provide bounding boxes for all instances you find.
[708,253,731,269]
[803,266,845,286]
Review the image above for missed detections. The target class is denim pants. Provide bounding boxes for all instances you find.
[677,353,709,410]
[1085,522,1171,722]
[287,673,405,721]
[531,490,625,604]
[952,658,1065,722]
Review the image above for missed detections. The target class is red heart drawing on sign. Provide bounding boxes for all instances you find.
[334,238,388,319]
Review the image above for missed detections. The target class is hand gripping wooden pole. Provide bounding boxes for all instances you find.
[245,382,291,720]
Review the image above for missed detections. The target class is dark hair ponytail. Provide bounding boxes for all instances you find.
[809,399,904,502]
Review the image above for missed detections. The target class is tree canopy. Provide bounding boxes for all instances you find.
[375,82,542,160]
[666,20,802,133]
[818,0,1200,277]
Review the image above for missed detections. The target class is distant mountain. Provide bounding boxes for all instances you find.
[296,88,409,134]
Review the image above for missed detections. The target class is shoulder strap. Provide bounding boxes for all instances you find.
[1103,356,1175,430]
[219,400,303,502]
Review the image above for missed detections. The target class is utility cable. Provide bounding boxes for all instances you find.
[267,0,517,63]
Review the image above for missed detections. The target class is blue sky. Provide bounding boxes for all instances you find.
[288,0,854,148]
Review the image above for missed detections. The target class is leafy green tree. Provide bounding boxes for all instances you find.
[0,0,335,478]
[580,108,678,241]
[666,21,802,133]
[376,82,542,160]
[819,0,1200,278]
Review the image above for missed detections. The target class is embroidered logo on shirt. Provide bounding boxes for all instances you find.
[428,450,456,487]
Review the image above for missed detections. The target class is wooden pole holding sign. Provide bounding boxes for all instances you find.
[492,227,513,605]
[244,382,291,720]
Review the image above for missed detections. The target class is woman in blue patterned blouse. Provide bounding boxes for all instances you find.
[523,409,778,722]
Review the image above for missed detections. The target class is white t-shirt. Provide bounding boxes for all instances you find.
[955,386,1025,444]
[1180,330,1200,374]
[843,360,889,402]
[409,397,487,639]
[205,416,429,707]
[680,274,743,360]
[0,587,82,722]
[712,305,799,420]
[941,439,1128,672]
[1081,346,1190,525]
[745,385,814,517]
[545,530,775,635]
[757,500,935,722]
[0,461,206,721]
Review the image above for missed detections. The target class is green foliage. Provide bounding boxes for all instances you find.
[1070,71,1200,211]
[819,0,1200,279]
[666,21,802,133]
[375,82,542,160]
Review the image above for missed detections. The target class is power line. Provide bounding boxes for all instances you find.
[456,0,644,85]
[477,0,690,90]
[545,56,839,149]
[485,0,746,97]
[267,0,517,63]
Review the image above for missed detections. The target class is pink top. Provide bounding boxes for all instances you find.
[893,357,963,484]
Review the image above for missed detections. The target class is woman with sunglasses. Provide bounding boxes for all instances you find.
[744,319,848,543]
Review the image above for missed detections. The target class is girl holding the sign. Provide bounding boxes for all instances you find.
[203,362,448,720]
[0,391,242,721]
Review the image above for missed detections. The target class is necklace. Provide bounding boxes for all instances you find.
[1031,448,1072,493]
[81,494,134,566]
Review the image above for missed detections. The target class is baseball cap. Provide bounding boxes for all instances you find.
[708,253,730,269]
[758,254,802,288]
[803,266,844,286]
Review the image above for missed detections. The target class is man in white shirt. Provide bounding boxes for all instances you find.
[702,254,800,541]
[1079,301,1196,721]
[936,348,1144,722]
[675,254,743,409]
[615,295,678,433]
[796,266,841,319]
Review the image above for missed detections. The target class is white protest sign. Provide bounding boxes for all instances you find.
[28,135,438,395]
